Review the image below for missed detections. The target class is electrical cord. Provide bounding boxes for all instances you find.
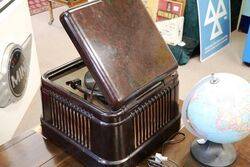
[147,156,179,167]
[147,132,186,167]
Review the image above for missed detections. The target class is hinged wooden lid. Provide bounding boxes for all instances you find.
[60,0,178,109]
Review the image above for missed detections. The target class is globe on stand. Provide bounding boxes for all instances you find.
[182,73,250,167]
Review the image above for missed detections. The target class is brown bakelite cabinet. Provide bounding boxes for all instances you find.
[41,0,181,166]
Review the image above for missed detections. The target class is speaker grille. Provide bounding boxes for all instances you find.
[49,93,91,149]
[133,86,177,148]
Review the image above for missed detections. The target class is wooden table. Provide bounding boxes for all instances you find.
[0,126,249,167]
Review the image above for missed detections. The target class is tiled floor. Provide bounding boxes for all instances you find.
[28,0,62,15]
[14,6,250,137]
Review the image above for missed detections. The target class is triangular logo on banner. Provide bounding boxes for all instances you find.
[204,0,227,40]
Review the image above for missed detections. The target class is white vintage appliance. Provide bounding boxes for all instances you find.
[0,0,40,144]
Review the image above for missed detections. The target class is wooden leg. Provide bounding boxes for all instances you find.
[48,1,54,25]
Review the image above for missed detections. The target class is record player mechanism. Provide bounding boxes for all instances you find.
[41,0,181,166]
[66,71,105,103]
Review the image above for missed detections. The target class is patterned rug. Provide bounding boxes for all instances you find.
[28,0,63,15]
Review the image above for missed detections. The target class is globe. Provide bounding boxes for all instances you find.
[182,73,250,167]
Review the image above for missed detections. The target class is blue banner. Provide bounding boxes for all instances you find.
[197,0,231,61]
[243,27,250,63]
